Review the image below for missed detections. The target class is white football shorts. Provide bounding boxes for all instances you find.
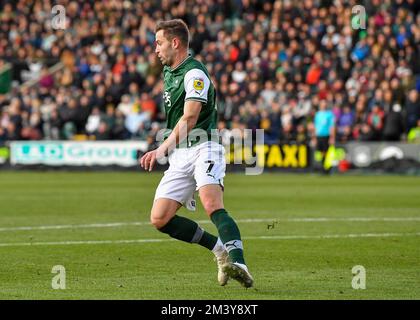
[154,141,226,211]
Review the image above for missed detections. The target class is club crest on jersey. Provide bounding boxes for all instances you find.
[193,78,204,91]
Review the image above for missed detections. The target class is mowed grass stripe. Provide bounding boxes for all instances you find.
[0,231,419,247]
[0,217,419,232]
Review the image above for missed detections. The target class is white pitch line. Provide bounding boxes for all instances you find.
[248,232,420,240]
[0,221,150,232]
[0,217,419,233]
[0,238,168,247]
[0,232,419,247]
[272,217,420,222]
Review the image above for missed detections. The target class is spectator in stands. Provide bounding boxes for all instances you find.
[112,109,128,140]
[383,104,404,141]
[405,89,419,132]
[85,107,101,137]
[367,105,385,140]
[39,66,54,90]
[5,122,20,141]
[358,124,375,141]
[407,119,420,143]
[0,126,6,144]
[117,94,135,117]
[139,93,157,120]
[337,105,354,143]
[43,107,61,140]
[21,108,42,140]
[124,101,151,139]
[368,89,384,111]
[59,98,79,140]
[295,124,308,144]
[94,121,111,141]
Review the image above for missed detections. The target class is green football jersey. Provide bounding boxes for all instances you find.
[162,55,218,147]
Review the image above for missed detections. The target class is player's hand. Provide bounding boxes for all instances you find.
[139,147,165,172]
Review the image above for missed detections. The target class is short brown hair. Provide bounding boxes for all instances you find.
[155,19,190,47]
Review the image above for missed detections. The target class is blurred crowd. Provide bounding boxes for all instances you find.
[0,0,419,146]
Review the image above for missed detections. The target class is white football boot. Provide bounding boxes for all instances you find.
[222,262,254,288]
[212,239,230,286]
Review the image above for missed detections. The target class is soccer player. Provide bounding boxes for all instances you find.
[140,19,253,288]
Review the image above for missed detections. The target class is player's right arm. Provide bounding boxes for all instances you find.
[139,100,202,171]
[140,68,210,172]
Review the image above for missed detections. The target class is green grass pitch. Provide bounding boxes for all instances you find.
[0,171,419,299]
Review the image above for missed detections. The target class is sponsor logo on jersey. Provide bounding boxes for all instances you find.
[193,78,204,91]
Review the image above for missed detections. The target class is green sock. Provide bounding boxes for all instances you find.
[210,208,245,264]
[158,215,218,250]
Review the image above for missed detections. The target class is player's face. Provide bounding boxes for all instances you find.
[155,30,174,66]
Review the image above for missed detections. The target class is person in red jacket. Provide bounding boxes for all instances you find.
[367,105,385,140]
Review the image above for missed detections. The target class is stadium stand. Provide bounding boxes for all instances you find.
[0,0,419,147]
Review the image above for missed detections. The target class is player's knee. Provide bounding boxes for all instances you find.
[150,215,169,229]
[202,199,223,216]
